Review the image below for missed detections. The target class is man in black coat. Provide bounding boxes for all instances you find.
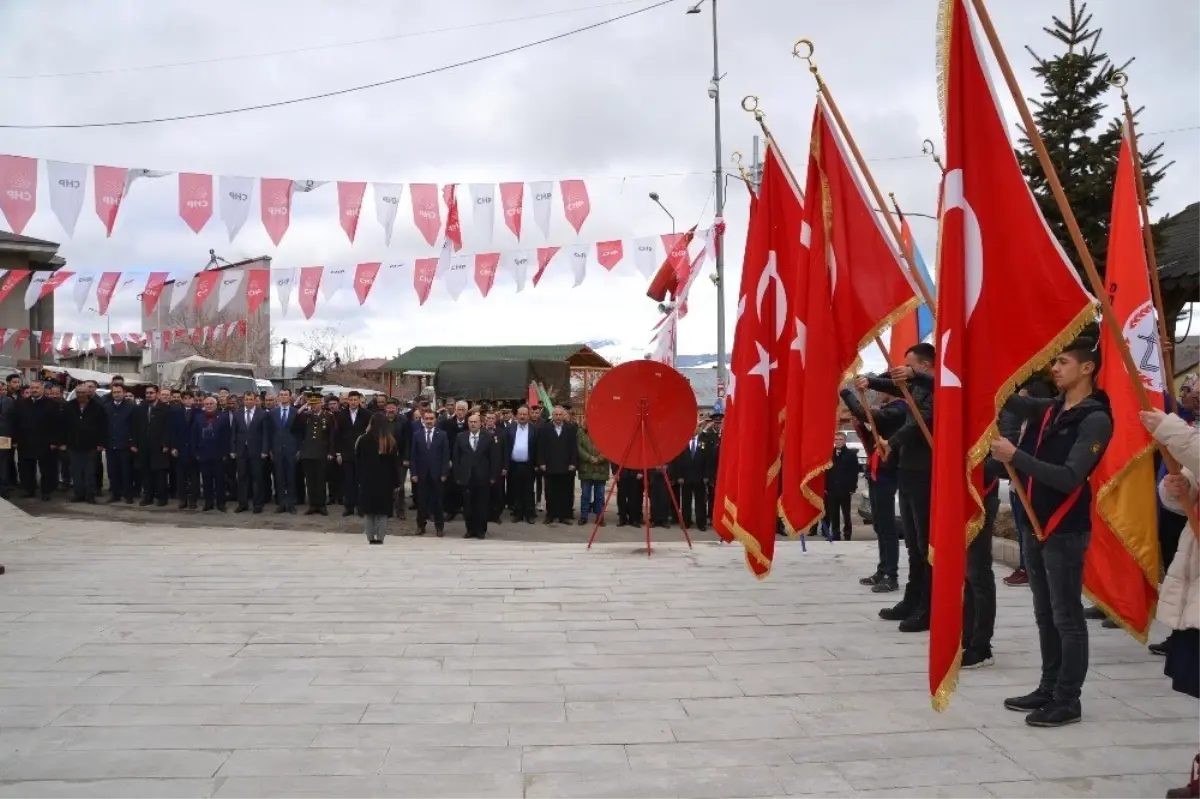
[822,431,862,541]
[410,408,449,536]
[293,394,335,515]
[453,413,501,539]
[385,400,412,520]
[133,385,172,507]
[231,391,270,513]
[535,405,578,524]
[670,421,715,531]
[483,412,506,523]
[438,400,470,519]
[169,391,202,510]
[335,391,372,516]
[265,388,300,513]
[501,405,538,523]
[614,461,644,527]
[12,381,61,500]
[62,383,107,503]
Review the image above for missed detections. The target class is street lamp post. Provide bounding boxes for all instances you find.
[647,192,680,365]
[648,192,676,234]
[688,0,726,389]
[280,338,288,391]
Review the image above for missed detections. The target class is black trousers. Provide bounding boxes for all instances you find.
[963,488,998,652]
[326,460,341,504]
[649,472,671,524]
[462,481,490,536]
[443,472,463,518]
[68,450,97,500]
[59,448,71,487]
[295,459,306,504]
[508,461,535,520]
[141,467,168,503]
[680,480,707,528]
[415,476,444,528]
[489,478,505,522]
[302,459,327,509]
[340,458,358,511]
[825,490,854,539]
[198,459,225,509]
[544,472,574,520]
[19,454,58,496]
[236,454,265,510]
[898,468,933,619]
[177,457,199,505]
[617,475,644,524]
[0,450,14,494]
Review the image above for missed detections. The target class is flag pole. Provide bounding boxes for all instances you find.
[873,333,934,448]
[792,39,937,313]
[1109,71,1177,412]
[739,96,805,197]
[969,0,1195,532]
[922,139,947,174]
[731,151,756,196]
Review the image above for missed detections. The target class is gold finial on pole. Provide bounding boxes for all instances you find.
[792,38,820,82]
[730,150,753,187]
[922,138,946,173]
[1108,69,1129,98]
[740,95,764,122]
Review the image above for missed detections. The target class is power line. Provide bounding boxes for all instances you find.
[0,0,651,81]
[0,0,678,130]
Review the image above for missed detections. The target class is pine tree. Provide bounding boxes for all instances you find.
[1017,0,1171,281]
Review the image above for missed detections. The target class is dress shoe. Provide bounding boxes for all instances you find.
[898,613,930,633]
[217,504,228,513]
[139,498,153,507]
[435,527,444,538]
[879,602,913,621]
[252,507,263,514]
[860,572,883,586]
[871,576,899,593]
[317,507,328,516]
[1024,700,1081,727]
[1004,689,1052,712]
[155,499,168,507]
[275,506,287,514]
[463,532,474,539]
[416,525,427,536]
[577,518,589,526]
[304,508,317,515]
[235,506,247,513]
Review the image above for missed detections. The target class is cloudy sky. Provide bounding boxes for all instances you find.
[1,0,1196,369]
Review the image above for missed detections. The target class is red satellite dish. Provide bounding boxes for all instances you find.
[586,360,697,470]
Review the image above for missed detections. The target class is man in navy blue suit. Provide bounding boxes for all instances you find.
[168,391,201,510]
[230,391,269,513]
[410,408,449,537]
[266,388,300,514]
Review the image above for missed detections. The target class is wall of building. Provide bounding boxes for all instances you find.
[0,256,57,367]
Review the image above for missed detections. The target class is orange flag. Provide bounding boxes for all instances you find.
[1084,128,1164,640]
[779,98,919,534]
[928,0,1095,709]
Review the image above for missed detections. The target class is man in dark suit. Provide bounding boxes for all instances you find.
[536,405,578,524]
[386,399,412,519]
[438,400,469,519]
[336,390,372,517]
[193,395,231,512]
[12,380,61,500]
[824,430,862,541]
[265,388,300,513]
[133,385,172,507]
[293,394,335,515]
[453,413,501,539]
[502,405,538,523]
[231,391,269,513]
[483,412,505,523]
[670,421,714,531]
[410,408,449,537]
[169,391,201,509]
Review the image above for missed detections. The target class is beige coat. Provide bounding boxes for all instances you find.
[1153,414,1199,632]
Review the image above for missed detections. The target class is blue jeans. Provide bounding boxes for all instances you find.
[1024,522,1091,702]
[870,476,900,579]
[579,479,605,521]
[1010,488,1030,569]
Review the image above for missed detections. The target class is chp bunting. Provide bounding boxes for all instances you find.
[410,183,441,247]
[23,270,74,310]
[260,178,293,246]
[530,181,553,238]
[141,271,171,316]
[179,173,214,233]
[927,0,1095,710]
[0,155,37,235]
[560,179,591,234]
[296,266,323,320]
[374,183,403,245]
[94,271,122,316]
[353,261,381,305]
[474,252,500,297]
[93,166,127,237]
[47,161,87,237]
[500,181,524,240]
[337,181,366,243]
[219,175,254,242]
[1084,128,1164,641]
[470,184,496,245]
[443,184,463,252]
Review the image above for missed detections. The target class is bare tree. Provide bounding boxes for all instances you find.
[295,324,377,386]
[159,304,273,364]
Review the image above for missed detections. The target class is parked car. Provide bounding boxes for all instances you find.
[857,479,1010,528]
[843,429,866,467]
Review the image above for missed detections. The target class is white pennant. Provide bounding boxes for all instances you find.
[568,245,589,288]
[0,328,17,352]
[72,273,96,313]
[529,180,553,239]
[46,161,87,237]
[274,268,298,317]
[320,266,353,302]
[216,268,245,312]
[23,273,49,310]
[632,235,659,279]
[290,179,327,194]
[433,239,454,297]
[469,183,496,246]
[501,249,532,293]
[444,253,470,301]
[169,271,197,312]
[374,183,404,246]
[219,175,255,242]
[380,260,409,289]
[125,168,172,196]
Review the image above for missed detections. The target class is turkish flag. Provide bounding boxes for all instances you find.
[559,179,590,234]
[297,266,323,320]
[928,0,1095,710]
[245,268,271,315]
[337,181,366,243]
[474,252,500,297]
[781,98,919,534]
[178,173,213,233]
[410,184,441,247]
[141,271,171,316]
[0,155,37,235]
[193,270,220,310]
[443,184,463,252]
[712,143,801,578]
[95,271,122,315]
[413,257,438,305]
[93,165,128,237]
[500,182,524,239]
[1085,129,1164,641]
[353,261,381,305]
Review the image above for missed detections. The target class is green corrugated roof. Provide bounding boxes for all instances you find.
[383,344,605,373]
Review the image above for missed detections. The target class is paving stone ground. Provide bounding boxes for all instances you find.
[0,499,1196,798]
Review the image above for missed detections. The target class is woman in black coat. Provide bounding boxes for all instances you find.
[355,412,401,544]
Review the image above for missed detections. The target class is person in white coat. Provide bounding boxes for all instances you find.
[1140,408,1198,799]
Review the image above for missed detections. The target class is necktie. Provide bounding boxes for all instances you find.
[282,408,288,425]
[471,434,477,451]
[426,430,432,447]
[246,410,251,426]
[691,438,696,455]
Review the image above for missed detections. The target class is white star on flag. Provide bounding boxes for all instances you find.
[747,341,778,391]
[790,317,807,368]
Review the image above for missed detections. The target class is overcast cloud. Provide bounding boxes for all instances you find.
[0,0,1196,369]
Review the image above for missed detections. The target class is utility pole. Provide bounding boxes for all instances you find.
[751,134,763,193]
[709,0,727,392]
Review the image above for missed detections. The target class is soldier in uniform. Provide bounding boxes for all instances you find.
[292,393,335,516]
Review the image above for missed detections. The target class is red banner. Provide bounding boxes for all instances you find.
[0,155,37,235]
[178,173,213,233]
[245,268,271,315]
[95,271,122,315]
[474,252,500,297]
[410,183,441,246]
[193,270,220,310]
[337,181,366,243]
[141,271,170,316]
[500,181,524,240]
[560,179,591,234]
[260,177,292,246]
[661,232,690,282]
[297,266,323,320]
[38,329,54,355]
[443,184,463,251]
[596,240,623,271]
[533,246,559,287]
[94,165,127,237]
[11,329,30,351]
[414,257,438,305]
[0,270,28,305]
[354,261,381,305]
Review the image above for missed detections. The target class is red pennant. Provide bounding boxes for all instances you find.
[11,329,30,351]
[0,270,30,305]
[533,246,560,287]
[237,320,247,337]
[410,183,441,246]
[178,173,213,233]
[190,328,204,344]
[474,253,500,297]
[93,165,127,237]
[337,181,366,243]
[354,261,381,305]
[193,271,220,310]
[141,272,170,316]
[413,257,438,305]
[443,184,462,251]
[58,332,74,355]
[95,271,121,315]
[92,333,104,351]
[126,332,145,348]
[500,182,524,240]
[297,266,323,320]
[559,179,591,234]
[661,232,690,281]
[0,155,37,235]
[260,177,292,246]
[37,270,75,303]
[38,329,54,356]
[245,268,271,315]
[596,240,623,271]
[110,333,125,352]
[161,330,173,350]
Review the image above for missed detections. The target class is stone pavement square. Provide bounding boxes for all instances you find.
[0,500,1195,797]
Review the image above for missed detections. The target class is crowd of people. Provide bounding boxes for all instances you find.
[0,374,724,544]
